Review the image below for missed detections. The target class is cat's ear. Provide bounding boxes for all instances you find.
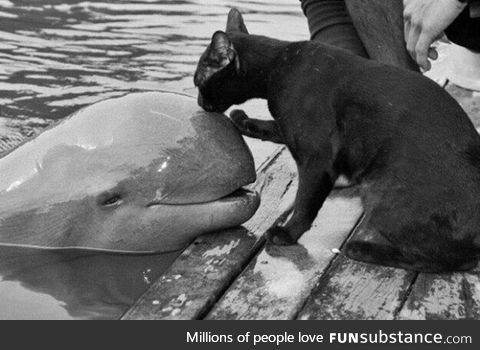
[207,31,240,72]
[226,8,249,34]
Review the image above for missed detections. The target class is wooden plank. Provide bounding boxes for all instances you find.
[398,265,480,320]
[206,187,363,320]
[122,148,297,319]
[297,254,416,320]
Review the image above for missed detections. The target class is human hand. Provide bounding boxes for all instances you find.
[403,0,467,71]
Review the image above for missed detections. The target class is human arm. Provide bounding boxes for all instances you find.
[403,0,468,71]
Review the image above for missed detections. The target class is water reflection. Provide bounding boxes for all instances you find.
[0,246,178,319]
[0,0,307,319]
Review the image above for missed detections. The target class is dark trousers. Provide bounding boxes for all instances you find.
[300,0,480,71]
[446,6,480,52]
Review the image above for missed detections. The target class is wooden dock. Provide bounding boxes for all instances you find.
[122,68,480,320]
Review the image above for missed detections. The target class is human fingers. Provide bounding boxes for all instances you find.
[405,22,420,64]
[403,1,413,44]
[428,47,438,60]
[415,33,434,70]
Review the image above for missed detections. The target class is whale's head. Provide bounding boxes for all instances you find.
[0,92,259,253]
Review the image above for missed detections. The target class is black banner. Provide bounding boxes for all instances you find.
[1,321,477,350]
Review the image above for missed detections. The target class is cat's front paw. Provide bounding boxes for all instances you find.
[230,109,250,132]
[266,225,297,246]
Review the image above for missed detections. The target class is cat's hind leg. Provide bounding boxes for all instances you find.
[230,109,284,144]
[345,219,478,273]
[345,227,416,271]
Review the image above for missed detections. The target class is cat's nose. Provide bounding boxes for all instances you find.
[198,93,215,111]
[203,104,216,112]
[197,93,209,109]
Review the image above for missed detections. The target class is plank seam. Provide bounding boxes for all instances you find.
[197,237,268,319]
[393,272,419,319]
[460,278,475,320]
[256,145,286,170]
[443,79,450,89]
[280,179,294,199]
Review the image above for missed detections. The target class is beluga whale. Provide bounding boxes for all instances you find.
[0,92,259,253]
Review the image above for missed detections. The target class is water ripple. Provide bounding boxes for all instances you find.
[0,0,307,145]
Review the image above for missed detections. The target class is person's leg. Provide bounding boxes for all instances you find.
[300,0,368,57]
[344,0,419,71]
[445,6,480,52]
[300,0,419,70]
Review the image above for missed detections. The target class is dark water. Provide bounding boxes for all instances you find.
[0,0,307,319]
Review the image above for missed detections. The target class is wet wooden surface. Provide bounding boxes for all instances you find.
[124,77,480,320]
[298,255,417,320]
[398,265,480,320]
[206,187,363,320]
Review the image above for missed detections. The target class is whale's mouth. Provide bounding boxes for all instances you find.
[209,187,258,206]
[143,186,259,251]
[146,187,257,207]
[217,188,255,201]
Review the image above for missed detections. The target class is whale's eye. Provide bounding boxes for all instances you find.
[99,193,123,207]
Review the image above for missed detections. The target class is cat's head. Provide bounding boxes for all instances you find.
[194,8,251,113]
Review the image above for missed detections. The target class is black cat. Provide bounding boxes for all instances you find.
[194,8,480,272]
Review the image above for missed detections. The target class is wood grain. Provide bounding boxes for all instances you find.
[298,254,416,320]
[398,265,480,320]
